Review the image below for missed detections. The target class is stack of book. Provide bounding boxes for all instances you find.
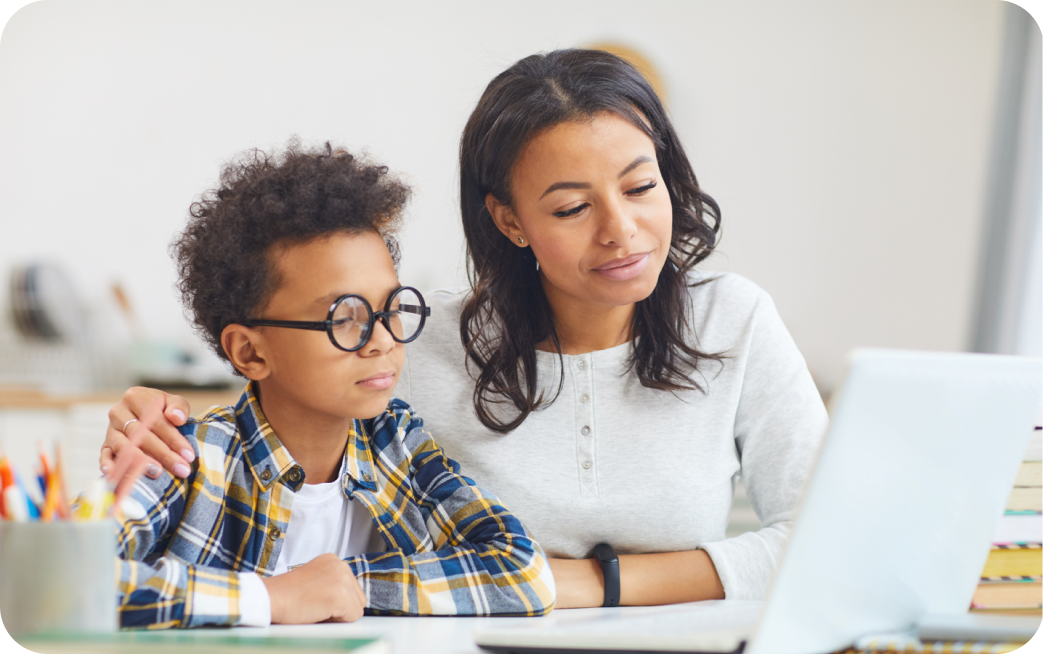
[972,426,1043,616]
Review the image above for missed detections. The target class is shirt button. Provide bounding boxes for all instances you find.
[581,461,592,470]
[287,469,302,483]
[268,527,282,540]
[579,394,589,404]
[362,473,373,482]
[581,426,591,436]
[260,469,273,481]
[577,360,586,370]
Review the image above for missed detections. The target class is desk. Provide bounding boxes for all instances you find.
[9,604,1037,654]
[7,604,752,654]
[208,606,687,654]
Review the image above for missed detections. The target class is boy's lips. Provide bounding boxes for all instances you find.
[593,252,650,281]
[357,371,396,390]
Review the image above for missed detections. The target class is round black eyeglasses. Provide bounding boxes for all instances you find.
[245,286,430,352]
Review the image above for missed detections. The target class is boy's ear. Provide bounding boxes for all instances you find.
[221,324,271,381]
[485,194,527,247]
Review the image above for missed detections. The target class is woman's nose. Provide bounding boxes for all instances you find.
[598,198,638,247]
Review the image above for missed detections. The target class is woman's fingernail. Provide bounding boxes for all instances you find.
[172,409,186,422]
[146,463,162,478]
[180,449,196,463]
[173,463,191,478]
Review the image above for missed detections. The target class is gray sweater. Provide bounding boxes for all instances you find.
[395,272,828,600]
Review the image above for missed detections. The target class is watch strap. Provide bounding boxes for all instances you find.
[592,543,620,607]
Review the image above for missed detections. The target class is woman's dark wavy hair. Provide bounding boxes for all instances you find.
[172,139,410,374]
[459,48,723,434]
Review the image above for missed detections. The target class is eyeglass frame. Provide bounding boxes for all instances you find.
[244,286,430,353]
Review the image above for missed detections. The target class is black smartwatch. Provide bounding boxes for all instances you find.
[592,543,620,607]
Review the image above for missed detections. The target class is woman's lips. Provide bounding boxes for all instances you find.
[357,372,395,390]
[593,252,650,281]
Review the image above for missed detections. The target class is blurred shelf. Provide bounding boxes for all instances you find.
[0,385,241,411]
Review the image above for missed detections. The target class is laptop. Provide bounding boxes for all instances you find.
[474,349,1043,654]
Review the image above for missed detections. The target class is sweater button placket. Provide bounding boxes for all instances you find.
[577,354,597,496]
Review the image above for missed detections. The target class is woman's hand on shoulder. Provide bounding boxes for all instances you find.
[100,387,195,501]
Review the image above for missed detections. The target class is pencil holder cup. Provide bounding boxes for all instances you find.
[0,521,117,636]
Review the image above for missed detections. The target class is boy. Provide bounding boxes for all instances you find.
[114,141,555,628]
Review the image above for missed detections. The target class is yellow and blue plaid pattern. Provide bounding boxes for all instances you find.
[116,383,555,628]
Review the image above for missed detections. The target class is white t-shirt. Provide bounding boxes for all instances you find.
[239,456,386,625]
[395,272,829,601]
[272,457,386,575]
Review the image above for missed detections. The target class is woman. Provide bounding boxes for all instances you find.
[100,49,827,608]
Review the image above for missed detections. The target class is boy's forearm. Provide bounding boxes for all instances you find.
[369,423,554,615]
[118,557,247,629]
[347,537,555,616]
[403,443,555,614]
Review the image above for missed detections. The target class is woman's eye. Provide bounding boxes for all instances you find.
[626,181,657,196]
[553,203,588,218]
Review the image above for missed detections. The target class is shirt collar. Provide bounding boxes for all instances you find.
[345,418,378,493]
[235,382,305,492]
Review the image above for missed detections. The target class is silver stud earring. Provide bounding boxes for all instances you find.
[517,236,525,245]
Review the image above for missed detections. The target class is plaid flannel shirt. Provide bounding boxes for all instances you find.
[116,383,555,628]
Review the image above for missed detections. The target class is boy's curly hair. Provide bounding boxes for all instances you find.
[172,139,411,374]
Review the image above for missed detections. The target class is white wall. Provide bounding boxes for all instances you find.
[0,0,1010,393]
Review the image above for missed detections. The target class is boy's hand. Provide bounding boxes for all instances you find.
[100,387,195,502]
[262,554,367,624]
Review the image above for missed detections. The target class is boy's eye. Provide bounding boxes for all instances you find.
[333,300,369,322]
[626,181,657,196]
[553,203,588,218]
[332,317,365,326]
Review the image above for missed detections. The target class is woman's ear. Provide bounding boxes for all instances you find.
[485,194,527,247]
[221,324,271,381]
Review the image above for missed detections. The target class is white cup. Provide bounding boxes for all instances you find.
[0,521,117,636]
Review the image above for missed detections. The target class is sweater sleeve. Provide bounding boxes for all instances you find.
[698,288,829,600]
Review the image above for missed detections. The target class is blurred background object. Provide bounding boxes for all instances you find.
[2,262,126,395]
[0,265,237,395]
[10,263,89,344]
[970,3,1042,359]
[586,41,668,103]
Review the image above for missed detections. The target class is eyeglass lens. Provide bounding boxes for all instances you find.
[330,288,424,350]
[386,288,425,342]
[331,297,371,350]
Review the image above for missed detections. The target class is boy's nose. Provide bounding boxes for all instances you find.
[361,317,396,355]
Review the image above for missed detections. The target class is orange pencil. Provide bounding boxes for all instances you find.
[53,444,70,520]
[0,455,13,519]
[39,447,55,521]
[38,446,51,484]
